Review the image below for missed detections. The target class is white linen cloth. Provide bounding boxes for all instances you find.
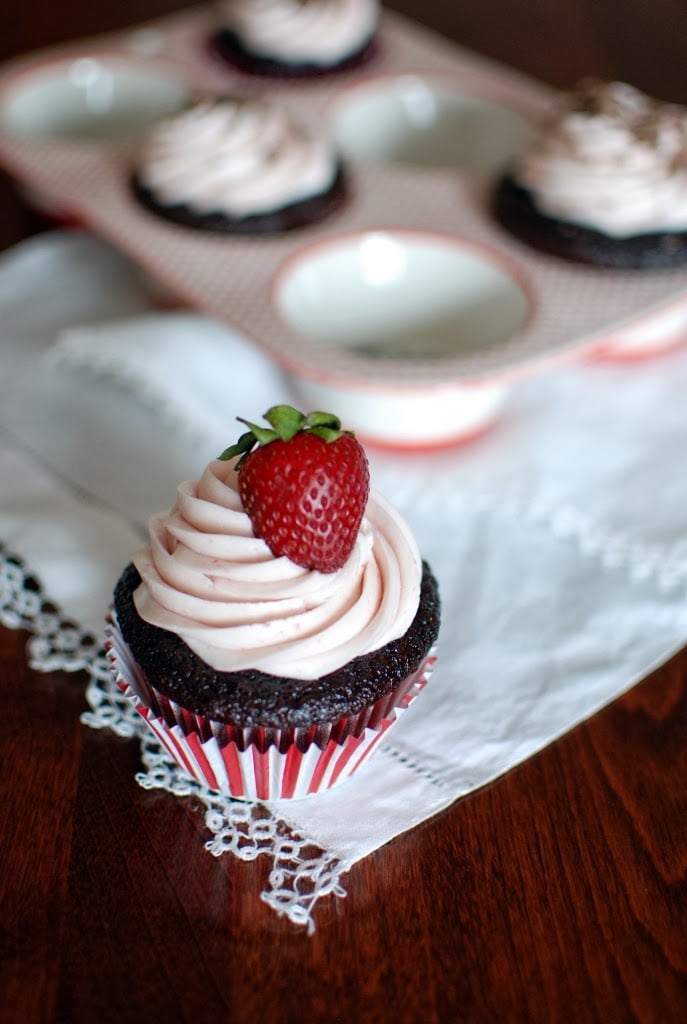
[1,230,686,930]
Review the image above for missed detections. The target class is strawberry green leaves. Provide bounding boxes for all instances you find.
[219,405,348,466]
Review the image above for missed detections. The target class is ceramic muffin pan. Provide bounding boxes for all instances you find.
[0,53,190,142]
[0,5,685,447]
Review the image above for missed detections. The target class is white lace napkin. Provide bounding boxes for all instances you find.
[1,230,686,932]
[49,311,287,453]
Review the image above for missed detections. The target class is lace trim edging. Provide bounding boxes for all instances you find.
[0,541,348,934]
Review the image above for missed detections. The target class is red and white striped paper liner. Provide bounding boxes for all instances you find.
[105,615,436,801]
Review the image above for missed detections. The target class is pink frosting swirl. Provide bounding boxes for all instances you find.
[137,98,338,217]
[132,458,422,680]
[217,0,379,64]
[517,80,687,237]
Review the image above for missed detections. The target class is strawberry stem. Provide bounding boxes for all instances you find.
[218,405,350,466]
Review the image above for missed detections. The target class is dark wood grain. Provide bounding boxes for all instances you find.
[1,4,686,1023]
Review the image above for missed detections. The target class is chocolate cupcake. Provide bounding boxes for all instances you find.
[132,97,347,234]
[212,0,379,79]
[492,80,687,269]
[106,407,440,800]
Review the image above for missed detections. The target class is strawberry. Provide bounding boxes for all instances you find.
[219,405,370,573]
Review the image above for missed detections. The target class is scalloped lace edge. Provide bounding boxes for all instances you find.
[0,541,348,934]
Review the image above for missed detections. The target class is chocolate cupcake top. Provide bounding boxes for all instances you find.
[514,80,687,237]
[115,559,439,726]
[215,0,379,68]
[135,97,341,218]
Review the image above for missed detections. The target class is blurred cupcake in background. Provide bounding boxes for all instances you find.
[493,79,687,269]
[213,0,380,78]
[132,95,348,233]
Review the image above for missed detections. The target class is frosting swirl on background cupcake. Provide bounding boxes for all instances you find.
[136,97,340,217]
[216,0,379,65]
[132,458,422,680]
[516,80,687,237]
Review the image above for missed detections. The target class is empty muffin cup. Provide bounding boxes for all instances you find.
[272,229,532,447]
[0,54,190,143]
[331,74,532,172]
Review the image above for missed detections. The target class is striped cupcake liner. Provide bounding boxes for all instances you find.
[105,614,436,801]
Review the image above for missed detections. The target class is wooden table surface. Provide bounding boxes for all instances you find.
[1,3,686,1022]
